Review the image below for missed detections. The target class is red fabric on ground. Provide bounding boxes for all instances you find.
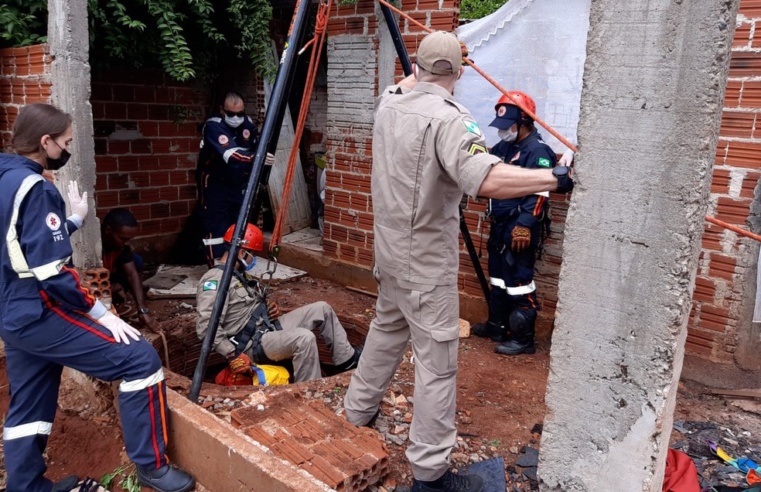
[663,448,701,492]
[214,367,253,386]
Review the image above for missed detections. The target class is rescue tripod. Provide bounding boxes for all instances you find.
[189,0,312,403]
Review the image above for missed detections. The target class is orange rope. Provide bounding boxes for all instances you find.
[706,216,761,242]
[270,0,332,253]
[377,0,578,153]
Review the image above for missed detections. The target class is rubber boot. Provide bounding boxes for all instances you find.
[334,346,363,372]
[136,464,195,492]
[471,321,508,343]
[495,309,535,356]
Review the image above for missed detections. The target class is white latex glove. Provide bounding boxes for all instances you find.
[98,310,142,345]
[558,149,575,167]
[265,152,275,166]
[67,181,89,220]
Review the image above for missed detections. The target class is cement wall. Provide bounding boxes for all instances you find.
[538,1,739,491]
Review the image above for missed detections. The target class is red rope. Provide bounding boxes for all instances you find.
[270,0,332,253]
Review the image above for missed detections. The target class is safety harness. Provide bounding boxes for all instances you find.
[213,266,282,363]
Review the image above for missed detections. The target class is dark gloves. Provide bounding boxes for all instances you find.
[229,353,253,374]
[511,226,531,252]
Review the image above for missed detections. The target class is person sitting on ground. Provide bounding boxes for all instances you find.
[195,223,362,383]
[101,208,159,332]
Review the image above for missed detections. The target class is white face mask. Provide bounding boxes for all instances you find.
[498,128,518,142]
[225,115,244,128]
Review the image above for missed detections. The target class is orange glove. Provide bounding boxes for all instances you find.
[511,226,531,253]
[459,41,469,65]
[228,353,253,374]
[266,299,280,321]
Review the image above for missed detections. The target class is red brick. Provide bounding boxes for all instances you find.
[724,80,741,107]
[104,102,127,120]
[719,111,755,138]
[754,21,761,48]
[715,139,728,165]
[740,172,760,198]
[710,168,730,194]
[708,253,737,280]
[725,140,761,168]
[715,196,752,224]
[693,277,716,303]
[729,52,761,78]
[740,0,761,17]
[733,22,752,48]
[743,81,761,107]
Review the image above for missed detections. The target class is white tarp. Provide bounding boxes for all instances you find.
[455,0,592,152]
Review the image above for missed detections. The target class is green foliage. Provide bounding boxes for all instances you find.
[460,0,508,20]
[0,0,275,82]
[100,464,141,492]
[0,0,46,46]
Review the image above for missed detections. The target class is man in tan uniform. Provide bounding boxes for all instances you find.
[196,223,360,383]
[343,31,574,492]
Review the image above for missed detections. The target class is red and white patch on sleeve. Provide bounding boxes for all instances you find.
[218,135,229,146]
[510,151,521,162]
[243,129,251,140]
[46,212,61,231]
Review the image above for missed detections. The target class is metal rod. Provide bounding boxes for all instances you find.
[189,0,314,403]
[379,4,491,302]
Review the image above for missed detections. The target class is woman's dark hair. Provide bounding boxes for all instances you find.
[103,208,138,230]
[11,103,72,155]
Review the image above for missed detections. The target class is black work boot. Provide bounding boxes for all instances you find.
[334,345,363,372]
[471,321,508,343]
[495,337,535,355]
[136,464,195,492]
[411,470,484,492]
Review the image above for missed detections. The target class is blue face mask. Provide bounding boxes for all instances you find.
[239,251,257,272]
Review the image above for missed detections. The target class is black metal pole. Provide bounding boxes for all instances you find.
[189,0,313,403]
[380,3,491,302]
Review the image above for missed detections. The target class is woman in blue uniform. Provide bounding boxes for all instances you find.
[0,103,194,492]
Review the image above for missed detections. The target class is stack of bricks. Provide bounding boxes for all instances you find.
[687,0,761,361]
[0,44,52,151]
[231,393,389,491]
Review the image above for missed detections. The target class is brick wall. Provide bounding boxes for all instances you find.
[686,0,761,362]
[90,70,207,255]
[0,45,52,151]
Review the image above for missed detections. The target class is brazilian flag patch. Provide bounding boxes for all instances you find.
[468,143,487,155]
[538,157,551,168]
[463,120,482,136]
[202,280,218,291]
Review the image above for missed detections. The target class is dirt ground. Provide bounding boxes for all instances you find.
[0,274,759,491]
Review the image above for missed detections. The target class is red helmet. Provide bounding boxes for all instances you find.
[223,223,264,252]
[495,91,536,115]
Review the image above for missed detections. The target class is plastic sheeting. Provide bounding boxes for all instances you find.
[455,0,591,152]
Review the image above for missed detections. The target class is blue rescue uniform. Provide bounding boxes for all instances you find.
[486,129,556,335]
[0,154,169,492]
[196,116,258,262]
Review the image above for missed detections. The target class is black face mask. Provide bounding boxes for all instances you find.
[47,149,71,170]
[46,139,71,170]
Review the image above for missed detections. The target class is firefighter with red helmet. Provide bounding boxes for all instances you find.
[195,223,362,382]
[472,91,560,356]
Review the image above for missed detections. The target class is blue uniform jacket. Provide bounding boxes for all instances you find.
[0,154,103,331]
[197,116,258,185]
[489,129,557,228]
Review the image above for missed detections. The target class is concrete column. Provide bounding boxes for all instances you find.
[538,1,739,491]
[48,0,101,268]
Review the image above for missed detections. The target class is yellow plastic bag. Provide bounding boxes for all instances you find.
[251,364,290,386]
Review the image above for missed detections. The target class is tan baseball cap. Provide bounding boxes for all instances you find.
[414,31,462,75]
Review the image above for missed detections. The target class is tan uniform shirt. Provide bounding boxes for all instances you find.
[372,82,501,286]
[195,265,264,357]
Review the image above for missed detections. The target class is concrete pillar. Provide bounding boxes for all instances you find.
[538,1,739,491]
[48,0,101,268]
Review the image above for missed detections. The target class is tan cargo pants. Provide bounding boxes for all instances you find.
[253,301,355,383]
[344,268,460,481]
